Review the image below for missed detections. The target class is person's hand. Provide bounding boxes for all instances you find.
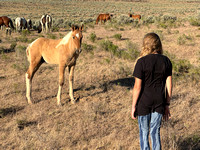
[163,106,171,121]
[131,106,137,119]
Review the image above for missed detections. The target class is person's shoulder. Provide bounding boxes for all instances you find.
[136,55,155,64]
[161,55,171,61]
[135,56,144,63]
[160,55,172,66]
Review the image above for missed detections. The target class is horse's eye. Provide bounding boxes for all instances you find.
[73,36,75,39]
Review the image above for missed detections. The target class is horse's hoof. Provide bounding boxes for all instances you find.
[57,103,62,106]
[27,99,33,104]
[71,100,76,104]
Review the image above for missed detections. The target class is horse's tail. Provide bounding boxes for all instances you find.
[9,19,15,30]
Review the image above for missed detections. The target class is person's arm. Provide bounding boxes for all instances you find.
[163,75,172,121]
[131,77,142,119]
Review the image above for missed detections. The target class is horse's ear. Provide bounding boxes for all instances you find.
[80,24,84,31]
[71,25,75,31]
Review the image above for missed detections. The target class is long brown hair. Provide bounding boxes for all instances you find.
[134,33,163,65]
[140,32,163,57]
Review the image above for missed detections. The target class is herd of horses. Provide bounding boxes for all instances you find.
[0,14,53,35]
[1,12,141,105]
[96,13,141,24]
[0,12,140,35]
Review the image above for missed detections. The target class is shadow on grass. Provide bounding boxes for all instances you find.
[17,120,37,130]
[32,77,135,104]
[0,106,24,118]
[177,135,200,150]
[0,48,14,53]
[109,77,135,89]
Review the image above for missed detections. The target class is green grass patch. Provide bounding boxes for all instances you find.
[98,39,139,61]
[99,40,118,56]
[113,33,122,40]
[89,32,97,43]
[164,51,200,84]
[189,17,200,26]
[21,30,31,36]
[82,43,95,54]
[177,34,195,45]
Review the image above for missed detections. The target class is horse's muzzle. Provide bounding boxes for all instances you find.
[75,48,82,54]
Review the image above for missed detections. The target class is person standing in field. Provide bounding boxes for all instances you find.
[131,33,172,150]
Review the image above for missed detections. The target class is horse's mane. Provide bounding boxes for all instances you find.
[56,31,72,48]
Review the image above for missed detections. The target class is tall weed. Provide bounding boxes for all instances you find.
[89,32,97,43]
[98,40,139,61]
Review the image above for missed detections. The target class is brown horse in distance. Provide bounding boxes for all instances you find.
[0,16,14,34]
[129,13,141,22]
[96,13,112,24]
[25,25,83,105]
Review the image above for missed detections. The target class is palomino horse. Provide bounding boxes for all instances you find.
[0,16,14,34]
[25,25,84,105]
[129,13,141,22]
[96,13,112,24]
[15,17,28,32]
[39,14,52,33]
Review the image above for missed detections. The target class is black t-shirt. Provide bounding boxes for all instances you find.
[133,54,172,116]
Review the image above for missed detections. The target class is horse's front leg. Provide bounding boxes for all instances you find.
[68,65,75,104]
[57,65,66,106]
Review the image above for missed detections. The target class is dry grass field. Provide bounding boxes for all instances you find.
[0,0,200,150]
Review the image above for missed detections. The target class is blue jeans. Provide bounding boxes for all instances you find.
[138,112,162,150]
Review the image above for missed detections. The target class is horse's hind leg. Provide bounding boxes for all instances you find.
[25,58,43,104]
[42,24,45,33]
[8,28,11,35]
[45,23,48,33]
[68,65,75,104]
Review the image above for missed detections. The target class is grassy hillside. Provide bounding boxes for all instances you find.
[0,0,199,149]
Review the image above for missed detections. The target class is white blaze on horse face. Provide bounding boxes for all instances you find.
[56,31,72,48]
[76,33,79,38]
